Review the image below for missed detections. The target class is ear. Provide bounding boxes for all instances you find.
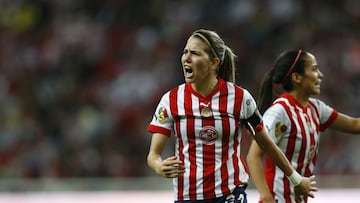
[211,58,221,70]
[291,72,302,85]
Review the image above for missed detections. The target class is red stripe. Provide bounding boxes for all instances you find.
[184,84,197,199]
[147,125,172,136]
[309,101,320,118]
[305,140,315,176]
[264,156,276,198]
[306,104,319,176]
[200,97,216,199]
[284,178,291,203]
[302,111,313,177]
[295,109,307,173]
[219,83,230,194]
[308,102,320,133]
[276,101,297,161]
[232,85,244,186]
[275,101,296,201]
[233,85,242,124]
[321,111,338,131]
[169,87,184,200]
[308,100,338,131]
[308,103,322,176]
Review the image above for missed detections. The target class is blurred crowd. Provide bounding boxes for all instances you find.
[0,0,359,179]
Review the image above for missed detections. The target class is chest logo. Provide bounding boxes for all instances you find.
[200,102,213,117]
[201,107,213,117]
[199,126,218,145]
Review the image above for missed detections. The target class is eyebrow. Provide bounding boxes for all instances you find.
[184,45,206,54]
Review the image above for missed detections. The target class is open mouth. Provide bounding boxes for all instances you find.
[185,66,193,74]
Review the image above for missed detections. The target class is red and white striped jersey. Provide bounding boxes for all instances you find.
[263,93,338,203]
[148,78,258,201]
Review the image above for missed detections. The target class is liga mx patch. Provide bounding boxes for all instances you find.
[275,122,287,137]
[156,106,169,124]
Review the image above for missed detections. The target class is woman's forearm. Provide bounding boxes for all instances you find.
[247,141,274,202]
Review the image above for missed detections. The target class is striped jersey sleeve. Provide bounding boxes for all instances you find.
[147,90,174,136]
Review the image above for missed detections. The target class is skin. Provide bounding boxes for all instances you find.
[247,52,360,203]
[147,133,185,178]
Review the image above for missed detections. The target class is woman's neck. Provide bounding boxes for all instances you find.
[191,78,219,97]
[289,91,310,107]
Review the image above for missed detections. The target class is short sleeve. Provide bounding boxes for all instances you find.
[147,92,174,136]
[310,98,338,131]
[263,104,291,143]
[240,89,258,120]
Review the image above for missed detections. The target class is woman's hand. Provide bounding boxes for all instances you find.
[155,156,185,178]
[294,175,318,200]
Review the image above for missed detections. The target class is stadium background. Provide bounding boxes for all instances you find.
[0,0,359,202]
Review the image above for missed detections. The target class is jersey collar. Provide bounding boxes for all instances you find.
[186,77,225,100]
[280,93,308,111]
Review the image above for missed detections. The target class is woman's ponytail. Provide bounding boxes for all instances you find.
[218,46,236,83]
[257,68,275,114]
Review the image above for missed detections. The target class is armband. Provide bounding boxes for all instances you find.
[287,171,302,186]
[242,109,263,136]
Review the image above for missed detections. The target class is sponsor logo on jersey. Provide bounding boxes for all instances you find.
[274,122,287,137]
[199,126,218,145]
[156,106,169,124]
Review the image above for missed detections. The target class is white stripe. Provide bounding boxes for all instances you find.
[212,92,223,195]
[226,84,236,188]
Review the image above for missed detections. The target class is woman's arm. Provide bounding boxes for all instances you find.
[247,139,276,203]
[330,113,360,133]
[147,133,185,178]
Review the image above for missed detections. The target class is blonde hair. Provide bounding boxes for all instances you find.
[191,29,237,83]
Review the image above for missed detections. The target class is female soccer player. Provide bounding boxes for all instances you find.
[147,30,317,203]
[246,50,360,203]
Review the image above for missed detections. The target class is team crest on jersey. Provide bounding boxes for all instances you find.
[199,102,213,117]
[156,106,169,124]
[201,107,213,117]
[274,122,287,137]
[199,126,218,145]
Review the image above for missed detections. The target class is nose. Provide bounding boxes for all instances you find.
[318,69,323,78]
[182,52,191,63]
